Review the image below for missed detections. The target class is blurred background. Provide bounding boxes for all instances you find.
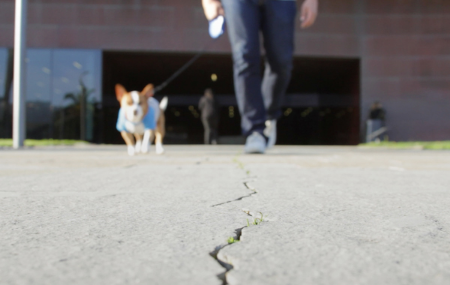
[0,0,448,145]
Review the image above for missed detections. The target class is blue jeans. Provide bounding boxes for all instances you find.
[222,0,296,136]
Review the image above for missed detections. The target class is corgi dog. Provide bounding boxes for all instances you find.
[115,84,168,156]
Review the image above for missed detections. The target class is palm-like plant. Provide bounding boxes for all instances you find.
[63,71,96,141]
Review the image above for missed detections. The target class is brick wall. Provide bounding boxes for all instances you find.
[294,0,361,57]
[361,0,450,141]
[0,0,229,52]
[1,0,449,141]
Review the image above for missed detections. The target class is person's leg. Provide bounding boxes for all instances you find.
[260,0,296,120]
[222,0,266,136]
[210,117,219,144]
[202,117,211,144]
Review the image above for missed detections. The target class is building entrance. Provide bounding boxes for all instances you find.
[102,52,360,145]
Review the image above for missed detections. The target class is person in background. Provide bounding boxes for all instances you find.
[202,0,319,153]
[369,101,385,122]
[366,101,386,142]
[199,88,220,144]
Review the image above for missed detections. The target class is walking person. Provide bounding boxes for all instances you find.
[202,0,319,153]
[366,101,386,142]
[199,88,220,144]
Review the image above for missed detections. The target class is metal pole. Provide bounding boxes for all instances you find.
[13,0,27,149]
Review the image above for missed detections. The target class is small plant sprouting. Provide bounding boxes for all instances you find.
[247,212,264,226]
[254,212,264,225]
[227,237,239,244]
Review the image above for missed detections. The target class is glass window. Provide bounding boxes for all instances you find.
[26,49,52,139]
[0,48,7,100]
[0,48,12,138]
[52,49,102,141]
[0,48,102,141]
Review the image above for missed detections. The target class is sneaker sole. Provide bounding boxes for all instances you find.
[244,147,265,154]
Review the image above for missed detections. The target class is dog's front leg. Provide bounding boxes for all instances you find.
[121,131,135,156]
[141,129,153,154]
[134,133,143,154]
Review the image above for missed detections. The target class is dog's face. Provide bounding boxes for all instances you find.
[116,84,154,123]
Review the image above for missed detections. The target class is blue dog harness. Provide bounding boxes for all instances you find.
[116,105,156,133]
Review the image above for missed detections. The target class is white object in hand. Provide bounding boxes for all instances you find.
[209,15,225,39]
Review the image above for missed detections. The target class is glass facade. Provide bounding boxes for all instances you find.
[26,49,52,139]
[0,48,102,141]
[0,48,12,138]
[1,49,359,145]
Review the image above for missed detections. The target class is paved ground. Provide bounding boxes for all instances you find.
[1,145,450,285]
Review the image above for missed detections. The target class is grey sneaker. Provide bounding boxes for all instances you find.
[244,132,266,154]
[264,120,277,149]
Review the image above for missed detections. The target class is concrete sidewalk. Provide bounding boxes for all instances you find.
[1,146,450,285]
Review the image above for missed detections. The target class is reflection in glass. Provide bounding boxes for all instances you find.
[26,49,52,139]
[0,48,102,141]
[0,48,13,138]
[0,49,6,99]
[52,49,102,141]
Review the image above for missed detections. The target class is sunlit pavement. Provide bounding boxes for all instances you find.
[1,145,450,285]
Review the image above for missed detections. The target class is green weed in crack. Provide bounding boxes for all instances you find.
[211,212,265,284]
[209,158,261,284]
[227,237,240,244]
[247,212,264,226]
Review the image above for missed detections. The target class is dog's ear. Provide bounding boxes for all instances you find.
[141,84,154,98]
[115,84,127,101]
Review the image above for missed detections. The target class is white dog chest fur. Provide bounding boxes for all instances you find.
[125,121,145,134]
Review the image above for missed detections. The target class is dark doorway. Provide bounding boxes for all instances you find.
[281,57,360,145]
[102,51,359,145]
[102,51,236,144]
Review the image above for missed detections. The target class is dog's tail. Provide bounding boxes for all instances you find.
[159,96,168,111]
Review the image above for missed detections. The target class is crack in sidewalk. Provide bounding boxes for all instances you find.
[211,209,267,284]
[210,157,265,284]
[209,227,244,285]
[210,191,256,207]
[211,181,257,208]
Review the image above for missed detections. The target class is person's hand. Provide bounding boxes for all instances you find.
[202,0,224,21]
[300,0,318,28]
